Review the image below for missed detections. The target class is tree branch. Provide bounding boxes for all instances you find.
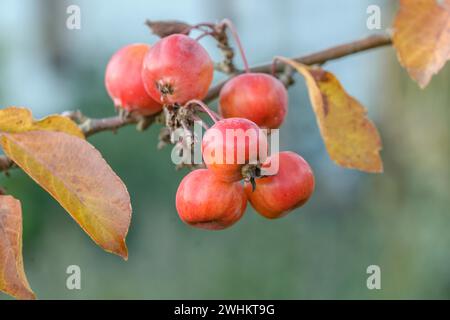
[0,34,392,174]
[0,156,14,173]
[204,34,392,102]
[81,115,139,137]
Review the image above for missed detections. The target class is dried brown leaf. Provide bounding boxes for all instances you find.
[145,20,191,38]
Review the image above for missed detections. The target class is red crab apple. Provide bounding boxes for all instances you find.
[245,151,315,219]
[105,43,162,115]
[141,34,214,104]
[202,118,268,182]
[219,73,288,129]
[176,169,247,230]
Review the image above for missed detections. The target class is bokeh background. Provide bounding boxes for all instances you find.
[0,0,449,299]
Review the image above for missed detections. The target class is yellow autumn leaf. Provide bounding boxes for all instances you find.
[0,195,36,300]
[393,0,450,88]
[0,131,132,259]
[33,115,84,139]
[0,106,84,139]
[277,57,383,173]
[0,107,33,132]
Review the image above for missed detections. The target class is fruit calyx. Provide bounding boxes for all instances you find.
[241,163,262,191]
[156,81,175,99]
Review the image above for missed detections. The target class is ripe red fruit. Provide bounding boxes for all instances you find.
[141,34,214,104]
[219,73,288,129]
[202,118,268,182]
[105,43,162,115]
[176,169,247,230]
[245,151,314,219]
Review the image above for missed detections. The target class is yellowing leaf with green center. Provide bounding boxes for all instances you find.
[393,0,450,88]
[0,131,132,259]
[0,106,84,138]
[277,57,383,173]
[0,195,35,300]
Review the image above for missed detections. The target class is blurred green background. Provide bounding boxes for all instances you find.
[0,0,449,299]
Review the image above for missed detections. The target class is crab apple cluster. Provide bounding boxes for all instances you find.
[176,117,266,230]
[177,117,315,230]
[104,25,314,231]
[176,150,314,230]
[104,34,214,114]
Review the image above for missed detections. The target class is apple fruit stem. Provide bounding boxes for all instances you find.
[220,19,250,73]
[195,31,215,41]
[184,99,220,123]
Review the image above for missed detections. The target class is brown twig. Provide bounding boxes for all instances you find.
[0,34,392,174]
[81,115,139,137]
[0,156,14,175]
